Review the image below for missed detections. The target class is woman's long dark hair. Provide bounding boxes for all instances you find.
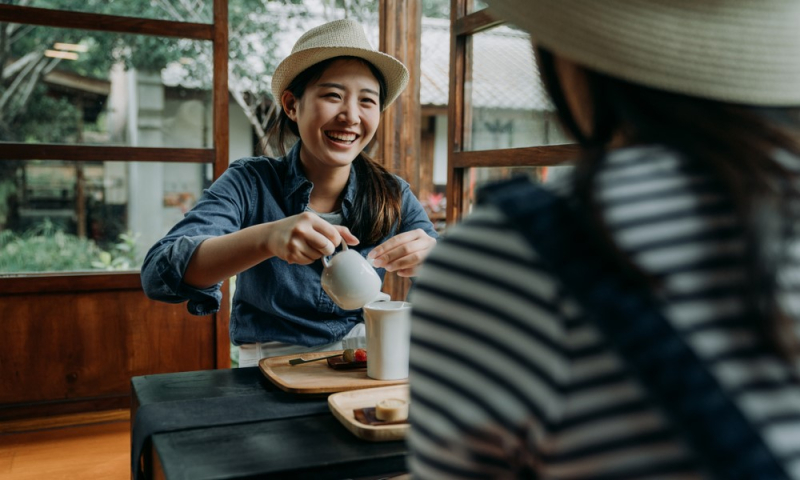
[536,47,800,360]
[263,57,402,245]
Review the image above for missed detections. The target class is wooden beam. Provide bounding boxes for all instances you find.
[0,4,213,40]
[212,0,231,369]
[0,144,214,163]
[0,272,141,294]
[452,144,580,168]
[378,0,422,302]
[446,0,468,225]
[453,9,503,36]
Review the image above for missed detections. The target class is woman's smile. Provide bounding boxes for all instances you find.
[325,130,359,145]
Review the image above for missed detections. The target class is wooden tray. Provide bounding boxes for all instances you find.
[328,384,410,442]
[259,350,407,394]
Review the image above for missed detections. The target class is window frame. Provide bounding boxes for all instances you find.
[0,2,230,282]
[445,1,579,224]
[0,2,230,364]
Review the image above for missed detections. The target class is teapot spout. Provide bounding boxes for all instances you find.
[369,292,391,304]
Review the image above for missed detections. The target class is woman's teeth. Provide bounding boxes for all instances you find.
[326,132,356,143]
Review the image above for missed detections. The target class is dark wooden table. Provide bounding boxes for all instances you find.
[131,367,409,480]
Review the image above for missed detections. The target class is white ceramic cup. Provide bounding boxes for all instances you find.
[364,300,412,380]
[321,243,383,310]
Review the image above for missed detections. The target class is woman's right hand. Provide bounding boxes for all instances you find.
[264,212,359,265]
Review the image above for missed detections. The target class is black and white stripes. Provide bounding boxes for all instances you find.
[407,146,800,479]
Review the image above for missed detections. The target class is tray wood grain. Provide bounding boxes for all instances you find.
[259,350,407,394]
[328,384,410,441]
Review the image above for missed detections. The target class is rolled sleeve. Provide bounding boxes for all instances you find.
[142,234,222,315]
[140,162,254,316]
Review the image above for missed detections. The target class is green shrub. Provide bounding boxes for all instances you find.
[91,231,140,270]
[0,220,139,273]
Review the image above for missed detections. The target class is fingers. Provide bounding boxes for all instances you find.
[394,267,419,277]
[334,226,360,247]
[277,213,362,264]
[302,216,344,258]
[280,229,327,265]
[367,229,436,275]
[304,228,336,257]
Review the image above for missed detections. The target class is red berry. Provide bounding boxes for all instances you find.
[354,348,367,362]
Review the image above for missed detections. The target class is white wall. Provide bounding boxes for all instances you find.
[118,68,255,263]
[126,70,167,261]
[229,101,253,163]
[433,115,448,186]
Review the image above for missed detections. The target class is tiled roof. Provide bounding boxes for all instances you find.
[420,17,554,111]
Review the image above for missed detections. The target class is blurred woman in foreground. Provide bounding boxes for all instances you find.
[408,1,800,478]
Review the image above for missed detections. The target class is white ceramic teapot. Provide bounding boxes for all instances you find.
[321,243,387,310]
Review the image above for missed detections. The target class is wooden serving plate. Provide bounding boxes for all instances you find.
[259,350,407,395]
[328,384,410,441]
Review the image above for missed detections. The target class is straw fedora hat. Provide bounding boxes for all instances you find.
[485,0,800,106]
[271,18,409,111]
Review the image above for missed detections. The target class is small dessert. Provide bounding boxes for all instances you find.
[327,348,367,370]
[354,348,367,362]
[343,348,356,363]
[375,398,409,422]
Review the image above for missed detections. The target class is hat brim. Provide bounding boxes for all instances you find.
[271,47,410,111]
[486,0,800,106]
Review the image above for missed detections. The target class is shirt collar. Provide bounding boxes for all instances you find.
[283,142,310,199]
[282,141,359,216]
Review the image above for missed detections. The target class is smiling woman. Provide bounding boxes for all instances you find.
[273,56,398,244]
[140,18,438,367]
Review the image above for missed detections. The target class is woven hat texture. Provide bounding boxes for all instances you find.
[485,0,800,106]
[271,18,409,111]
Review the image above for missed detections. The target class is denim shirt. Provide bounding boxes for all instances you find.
[140,142,438,347]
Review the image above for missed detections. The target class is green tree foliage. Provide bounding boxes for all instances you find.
[15,86,80,142]
[0,0,204,139]
[422,0,450,19]
[1,0,389,144]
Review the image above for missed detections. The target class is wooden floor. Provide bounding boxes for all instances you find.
[0,411,129,480]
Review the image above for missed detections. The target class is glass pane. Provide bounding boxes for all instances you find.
[0,159,210,274]
[421,16,450,109]
[0,24,213,148]
[463,24,570,151]
[422,0,451,21]
[468,0,489,13]
[461,165,574,215]
[23,0,213,23]
[420,3,450,235]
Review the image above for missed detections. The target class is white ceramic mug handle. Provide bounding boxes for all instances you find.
[322,241,349,268]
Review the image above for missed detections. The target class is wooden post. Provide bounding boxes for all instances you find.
[212,0,231,368]
[377,0,422,301]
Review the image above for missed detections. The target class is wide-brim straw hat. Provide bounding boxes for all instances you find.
[271,18,409,111]
[485,0,800,106]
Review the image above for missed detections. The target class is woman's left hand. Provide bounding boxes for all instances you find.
[367,229,437,277]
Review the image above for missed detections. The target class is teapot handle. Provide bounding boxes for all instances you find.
[321,241,349,268]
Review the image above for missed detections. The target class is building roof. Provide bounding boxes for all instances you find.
[160,10,554,112]
[420,17,553,111]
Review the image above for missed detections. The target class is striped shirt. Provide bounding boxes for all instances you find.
[407,146,800,479]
